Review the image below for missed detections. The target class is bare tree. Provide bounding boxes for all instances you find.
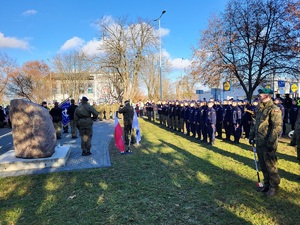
[192,0,300,101]
[139,53,172,101]
[0,53,16,101]
[96,17,158,103]
[51,50,94,101]
[7,60,52,103]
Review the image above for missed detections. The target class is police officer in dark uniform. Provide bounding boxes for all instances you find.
[179,102,185,133]
[223,100,232,141]
[274,98,285,138]
[200,101,208,143]
[157,101,163,124]
[184,102,190,136]
[189,101,196,137]
[231,100,242,144]
[215,100,223,139]
[195,101,202,140]
[206,100,216,145]
[289,99,298,131]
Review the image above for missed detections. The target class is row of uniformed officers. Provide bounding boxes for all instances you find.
[144,99,260,145]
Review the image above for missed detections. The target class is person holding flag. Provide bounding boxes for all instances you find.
[118,99,135,153]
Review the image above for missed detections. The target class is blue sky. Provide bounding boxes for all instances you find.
[0,0,227,75]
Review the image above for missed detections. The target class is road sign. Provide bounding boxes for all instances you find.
[278,80,285,88]
[291,83,298,93]
[223,81,231,91]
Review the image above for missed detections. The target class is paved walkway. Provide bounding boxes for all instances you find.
[0,120,114,178]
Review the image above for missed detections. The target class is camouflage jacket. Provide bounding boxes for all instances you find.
[74,103,99,128]
[119,103,134,126]
[249,100,282,149]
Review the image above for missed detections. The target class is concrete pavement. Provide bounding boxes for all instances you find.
[0,120,114,178]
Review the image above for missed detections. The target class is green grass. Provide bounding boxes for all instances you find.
[0,119,300,225]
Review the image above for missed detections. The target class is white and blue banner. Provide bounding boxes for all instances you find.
[59,99,70,126]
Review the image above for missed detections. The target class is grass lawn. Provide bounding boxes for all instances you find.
[0,118,299,225]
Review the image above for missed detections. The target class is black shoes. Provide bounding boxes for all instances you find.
[82,152,92,156]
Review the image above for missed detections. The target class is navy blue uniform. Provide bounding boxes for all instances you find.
[223,104,232,141]
[289,104,298,130]
[200,105,208,142]
[189,106,196,137]
[206,106,216,145]
[184,105,190,135]
[215,104,223,138]
[231,105,242,143]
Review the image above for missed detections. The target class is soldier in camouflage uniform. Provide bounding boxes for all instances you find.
[119,99,135,153]
[74,97,99,156]
[249,88,282,196]
[292,105,300,180]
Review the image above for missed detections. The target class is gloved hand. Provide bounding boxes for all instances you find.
[249,138,255,145]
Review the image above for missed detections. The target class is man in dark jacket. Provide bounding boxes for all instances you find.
[67,99,78,139]
[74,97,99,156]
[119,99,134,153]
[50,102,63,139]
[206,100,216,145]
[231,100,242,144]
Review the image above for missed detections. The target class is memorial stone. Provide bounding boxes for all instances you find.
[10,99,56,158]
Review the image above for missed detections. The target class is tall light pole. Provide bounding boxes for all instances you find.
[154,10,166,101]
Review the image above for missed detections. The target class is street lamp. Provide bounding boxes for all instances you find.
[154,10,166,101]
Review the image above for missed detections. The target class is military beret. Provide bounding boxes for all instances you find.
[82,96,89,102]
[258,88,273,95]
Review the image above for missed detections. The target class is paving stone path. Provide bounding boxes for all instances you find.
[0,120,114,178]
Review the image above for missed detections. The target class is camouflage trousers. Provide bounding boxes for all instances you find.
[79,127,93,153]
[70,120,78,137]
[124,124,135,146]
[53,121,62,138]
[256,145,281,187]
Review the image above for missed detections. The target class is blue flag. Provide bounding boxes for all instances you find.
[59,99,71,126]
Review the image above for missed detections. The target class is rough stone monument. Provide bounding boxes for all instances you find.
[10,99,56,158]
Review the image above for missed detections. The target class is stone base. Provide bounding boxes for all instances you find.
[0,146,71,171]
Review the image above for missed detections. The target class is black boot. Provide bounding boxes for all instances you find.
[264,187,278,196]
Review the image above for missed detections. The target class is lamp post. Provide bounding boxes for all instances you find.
[154,10,166,101]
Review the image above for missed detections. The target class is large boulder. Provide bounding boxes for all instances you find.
[10,99,56,158]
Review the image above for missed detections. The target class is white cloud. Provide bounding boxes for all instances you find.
[81,38,104,56]
[160,27,170,37]
[170,57,191,70]
[0,32,29,49]
[59,36,85,51]
[22,9,37,16]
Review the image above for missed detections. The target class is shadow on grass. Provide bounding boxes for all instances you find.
[150,119,300,183]
[154,137,300,225]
